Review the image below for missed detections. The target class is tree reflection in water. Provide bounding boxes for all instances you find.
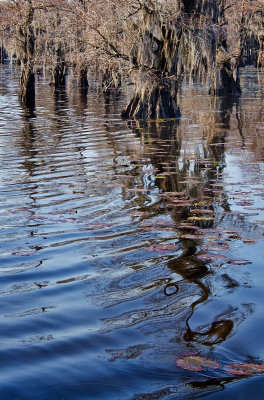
[103,88,262,398]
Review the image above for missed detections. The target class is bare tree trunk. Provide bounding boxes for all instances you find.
[122,71,179,119]
[209,1,243,95]
[0,44,6,64]
[209,58,241,96]
[257,37,264,68]
[16,0,35,108]
[77,64,89,87]
[50,47,67,87]
[50,13,67,88]
[122,2,180,120]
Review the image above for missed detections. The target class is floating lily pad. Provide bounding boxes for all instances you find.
[12,251,36,257]
[190,209,214,214]
[188,216,215,221]
[176,355,221,372]
[227,259,252,265]
[145,243,179,252]
[224,363,264,376]
[197,253,226,260]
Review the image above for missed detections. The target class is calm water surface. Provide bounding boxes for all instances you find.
[0,65,264,399]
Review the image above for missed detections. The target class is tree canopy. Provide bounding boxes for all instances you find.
[0,0,263,117]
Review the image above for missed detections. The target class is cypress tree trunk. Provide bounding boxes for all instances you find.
[122,2,181,120]
[122,72,179,119]
[209,52,241,96]
[50,47,67,87]
[77,64,89,87]
[50,13,67,88]
[17,0,35,108]
[0,44,6,64]
[257,37,264,67]
[209,1,243,95]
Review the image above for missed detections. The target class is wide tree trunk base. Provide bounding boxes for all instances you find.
[19,66,35,109]
[121,76,180,120]
[209,67,241,96]
[77,66,89,88]
[50,63,67,87]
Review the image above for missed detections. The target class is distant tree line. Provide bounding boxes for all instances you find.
[0,0,263,117]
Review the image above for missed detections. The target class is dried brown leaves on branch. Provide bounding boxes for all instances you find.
[0,1,263,114]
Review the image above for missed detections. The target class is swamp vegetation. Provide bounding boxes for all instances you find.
[0,0,264,115]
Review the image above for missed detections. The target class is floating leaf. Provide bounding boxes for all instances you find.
[188,216,215,221]
[227,259,252,265]
[180,234,201,240]
[202,243,229,251]
[106,183,125,188]
[12,251,36,257]
[115,175,135,179]
[243,238,257,244]
[163,192,185,196]
[126,188,150,192]
[145,243,179,252]
[176,355,221,372]
[190,209,214,214]
[87,222,109,229]
[177,225,200,231]
[168,202,192,207]
[236,201,254,206]
[142,219,175,227]
[224,363,264,376]
[197,253,226,261]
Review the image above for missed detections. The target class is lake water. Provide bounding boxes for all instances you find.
[0,65,264,399]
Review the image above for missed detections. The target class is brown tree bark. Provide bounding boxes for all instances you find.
[257,37,264,67]
[50,13,67,88]
[16,0,35,108]
[122,2,181,120]
[0,44,7,64]
[77,64,89,87]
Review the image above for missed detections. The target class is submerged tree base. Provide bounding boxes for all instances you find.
[121,72,180,120]
[19,66,35,110]
[209,67,241,96]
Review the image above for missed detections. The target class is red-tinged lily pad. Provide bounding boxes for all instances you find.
[190,209,214,214]
[224,363,264,376]
[28,215,46,220]
[188,216,215,221]
[146,243,179,252]
[115,175,135,179]
[164,191,186,196]
[236,201,254,206]
[106,183,125,188]
[87,222,109,228]
[142,219,175,227]
[197,253,226,261]
[168,202,192,207]
[176,355,221,372]
[180,234,201,239]
[202,243,229,251]
[227,259,252,265]
[12,251,36,257]
[243,238,257,244]
[177,225,200,231]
